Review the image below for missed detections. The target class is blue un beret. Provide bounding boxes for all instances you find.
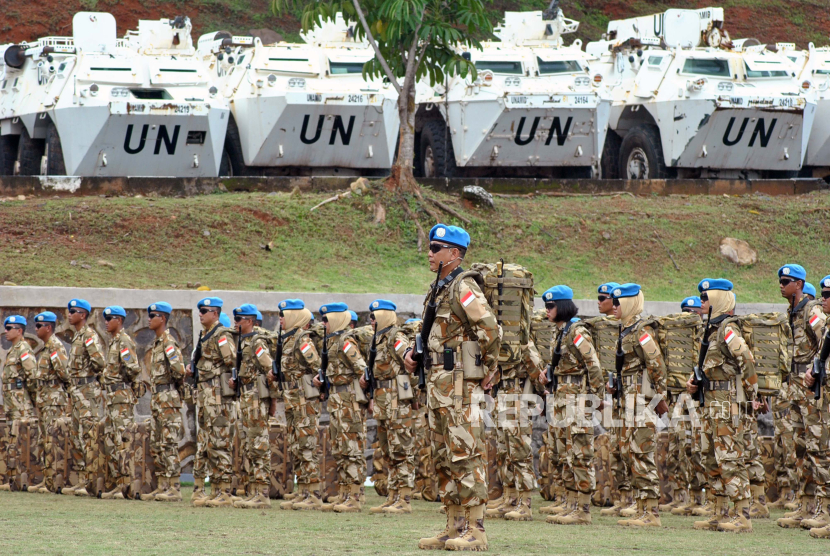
[542,285,573,302]
[821,275,830,290]
[429,224,470,249]
[219,313,232,328]
[697,278,733,293]
[681,296,702,309]
[803,282,816,298]
[233,304,258,317]
[404,318,421,324]
[103,306,127,318]
[598,282,620,294]
[278,299,304,311]
[611,283,641,299]
[197,297,223,309]
[349,311,359,322]
[4,315,26,327]
[778,264,806,281]
[68,298,91,312]
[35,311,58,323]
[256,310,263,322]
[320,302,348,315]
[369,299,397,312]
[148,302,172,315]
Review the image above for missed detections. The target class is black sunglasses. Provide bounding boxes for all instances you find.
[35,323,48,329]
[597,295,610,302]
[612,298,620,307]
[5,325,21,331]
[322,316,328,323]
[544,302,556,310]
[68,309,80,315]
[429,243,453,254]
[821,291,830,300]
[779,278,795,286]
[234,315,253,323]
[700,293,709,302]
[199,307,216,315]
[104,315,116,322]
[148,313,162,320]
[369,313,376,321]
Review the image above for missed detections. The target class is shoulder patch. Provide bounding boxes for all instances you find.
[50,351,59,361]
[724,329,736,345]
[809,313,822,330]
[255,346,265,357]
[85,337,94,347]
[343,341,353,354]
[21,352,32,362]
[638,332,652,346]
[573,334,585,348]
[301,343,312,354]
[461,291,475,308]
[394,339,405,352]
[217,336,228,347]
[120,347,132,362]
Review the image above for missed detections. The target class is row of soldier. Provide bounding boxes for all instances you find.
[2,222,829,552]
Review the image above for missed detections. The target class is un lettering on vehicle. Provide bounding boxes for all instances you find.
[123,124,180,155]
[510,96,528,105]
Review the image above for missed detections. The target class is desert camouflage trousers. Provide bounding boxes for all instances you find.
[377,403,416,490]
[667,395,692,491]
[68,382,103,479]
[239,390,271,486]
[620,400,660,500]
[545,391,566,491]
[35,403,68,489]
[607,403,632,493]
[773,386,797,489]
[413,403,437,500]
[689,410,708,491]
[495,386,536,492]
[429,403,488,507]
[328,390,367,486]
[2,388,35,484]
[150,394,182,479]
[742,413,766,487]
[788,380,830,498]
[285,396,321,485]
[103,401,135,485]
[701,402,749,501]
[193,381,235,483]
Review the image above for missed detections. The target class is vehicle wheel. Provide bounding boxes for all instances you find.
[45,120,67,175]
[222,117,246,176]
[600,130,622,179]
[419,119,456,178]
[0,135,19,175]
[618,125,670,180]
[16,126,45,176]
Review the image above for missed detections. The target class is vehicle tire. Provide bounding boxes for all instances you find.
[45,120,67,175]
[618,124,671,180]
[16,126,45,176]
[0,135,19,175]
[222,117,246,176]
[419,119,456,178]
[600,130,622,179]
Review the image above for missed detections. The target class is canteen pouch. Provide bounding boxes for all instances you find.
[462,341,485,380]
[256,375,271,399]
[523,376,534,397]
[353,378,369,405]
[302,373,321,399]
[396,374,414,401]
[220,372,235,398]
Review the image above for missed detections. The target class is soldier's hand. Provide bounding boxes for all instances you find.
[268,371,276,383]
[605,384,616,395]
[752,400,762,412]
[185,363,193,377]
[228,377,236,390]
[686,376,698,395]
[538,372,549,386]
[313,375,322,388]
[804,369,816,388]
[404,350,416,373]
[655,399,669,417]
[481,370,497,391]
[359,376,368,390]
[596,399,605,412]
[269,398,278,417]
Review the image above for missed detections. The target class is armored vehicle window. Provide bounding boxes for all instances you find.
[681,58,730,77]
[744,61,789,78]
[475,61,523,75]
[648,56,665,66]
[91,67,132,72]
[160,68,198,73]
[536,58,582,75]
[129,88,173,100]
[330,61,365,74]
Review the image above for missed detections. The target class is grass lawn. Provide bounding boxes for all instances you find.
[0,488,825,555]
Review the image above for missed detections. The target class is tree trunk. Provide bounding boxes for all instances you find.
[386,82,418,193]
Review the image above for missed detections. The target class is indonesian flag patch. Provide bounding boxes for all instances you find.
[725,329,736,344]
[461,291,475,308]
[573,335,585,348]
[343,342,353,353]
[50,351,59,362]
[638,333,652,346]
[120,348,131,361]
[84,337,94,347]
[809,314,821,327]
[165,346,176,356]
[21,352,31,362]
[301,343,311,354]
[394,340,404,351]
[218,337,228,347]
[255,346,265,358]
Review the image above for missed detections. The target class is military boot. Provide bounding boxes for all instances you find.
[617,499,643,526]
[371,489,398,514]
[386,487,413,515]
[38,471,55,494]
[486,486,516,518]
[659,488,687,512]
[102,478,135,501]
[748,485,769,519]
[292,483,323,511]
[692,490,715,516]
[718,499,753,533]
[281,483,307,510]
[283,489,301,502]
[673,488,703,516]
[801,497,830,529]
[619,491,641,518]
[140,478,166,502]
[769,485,794,509]
[205,482,234,508]
[778,495,814,528]
[486,492,503,510]
[784,491,802,511]
[59,481,79,495]
[234,484,271,509]
[333,485,363,513]
[27,480,46,494]
[321,485,347,512]
[191,478,209,507]
[551,492,592,525]
[419,504,461,550]
[73,474,91,497]
[155,476,183,503]
[503,490,532,521]
[540,486,565,515]
[444,504,487,552]
[0,482,11,492]
[627,498,662,528]
[810,523,830,539]
[694,496,729,531]
[553,490,578,517]
[601,490,631,517]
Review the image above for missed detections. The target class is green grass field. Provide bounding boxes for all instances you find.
[0,488,826,555]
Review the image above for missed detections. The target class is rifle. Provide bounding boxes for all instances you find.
[492,259,506,399]
[233,332,245,399]
[787,297,810,386]
[548,320,573,394]
[414,262,444,390]
[318,333,331,400]
[365,330,377,400]
[273,329,285,392]
[692,307,714,407]
[191,331,203,383]
[812,329,830,400]
[613,325,624,403]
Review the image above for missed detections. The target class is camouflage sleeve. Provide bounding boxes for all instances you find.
[163,336,185,381]
[296,336,321,372]
[723,323,758,401]
[808,305,826,341]
[391,331,411,367]
[572,327,604,394]
[119,336,142,382]
[523,339,544,382]
[51,342,69,377]
[457,277,502,374]
[85,331,106,372]
[341,337,368,373]
[637,325,667,397]
[253,337,273,371]
[20,347,37,391]
[216,330,237,368]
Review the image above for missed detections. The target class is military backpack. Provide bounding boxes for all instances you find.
[582,316,620,375]
[530,308,556,365]
[735,313,790,395]
[653,312,703,392]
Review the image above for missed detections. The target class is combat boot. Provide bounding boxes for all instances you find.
[769,486,794,509]
[292,483,323,511]
[504,491,532,521]
[784,491,801,511]
[321,485,347,512]
[283,489,301,502]
[692,490,715,516]
[810,523,830,539]
[281,483,307,510]
[73,474,91,497]
[627,498,661,528]
[673,488,703,516]
[551,492,592,525]
[27,480,46,494]
[748,485,769,519]
[155,476,183,503]
[540,486,565,515]
[140,478,166,502]
[234,485,271,509]
[694,496,729,531]
[718,499,753,533]
[333,485,362,513]
[659,488,687,512]
[778,495,814,528]
[59,481,79,495]
[552,490,577,517]
[601,490,631,517]
[386,487,413,515]
[485,487,516,518]
[801,497,830,529]
[191,478,209,507]
[486,492,503,510]
[205,482,234,508]
[419,504,461,550]
[371,489,398,514]
[444,504,488,552]
[617,499,643,526]
[102,479,134,500]
[0,482,11,491]
[619,491,641,518]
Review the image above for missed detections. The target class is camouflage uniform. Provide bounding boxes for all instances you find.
[60,324,106,490]
[236,331,273,492]
[2,338,37,487]
[32,335,70,491]
[773,383,797,494]
[148,330,185,479]
[101,330,141,491]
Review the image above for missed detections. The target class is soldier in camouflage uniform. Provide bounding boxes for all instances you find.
[312,302,369,513]
[809,275,830,539]
[140,302,185,502]
[28,312,70,494]
[529,308,557,510]
[187,297,238,508]
[771,381,797,509]
[538,286,604,526]
[607,284,669,528]
[99,306,142,500]
[364,300,415,515]
[275,299,324,511]
[776,265,830,530]
[1,315,36,491]
[58,299,106,497]
[403,224,501,551]
[228,304,273,509]
[402,318,435,502]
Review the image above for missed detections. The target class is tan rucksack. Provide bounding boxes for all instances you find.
[654,312,703,392]
[736,313,790,395]
[469,261,534,369]
[582,315,620,375]
[531,308,556,365]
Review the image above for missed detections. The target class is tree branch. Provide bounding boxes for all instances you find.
[426,196,471,225]
[351,0,402,95]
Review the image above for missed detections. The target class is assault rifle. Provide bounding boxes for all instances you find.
[812,329,830,401]
[233,333,244,399]
[273,328,286,391]
[414,262,444,390]
[318,333,331,400]
[613,325,624,403]
[365,330,377,400]
[492,259,505,399]
[692,306,714,407]
[191,331,203,383]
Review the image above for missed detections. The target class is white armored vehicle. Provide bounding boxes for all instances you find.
[414,6,612,178]
[0,12,230,177]
[197,13,399,176]
[587,8,817,179]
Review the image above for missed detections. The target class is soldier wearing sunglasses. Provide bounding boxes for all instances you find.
[808,276,830,539]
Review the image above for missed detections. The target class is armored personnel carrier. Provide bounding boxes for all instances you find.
[0,12,229,177]
[197,13,399,176]
[414,6,612,178]
[586,8,817,179]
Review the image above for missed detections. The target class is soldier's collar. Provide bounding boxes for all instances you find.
[436,266,464,291]
[325,330,347,340]
[281,328,298,340]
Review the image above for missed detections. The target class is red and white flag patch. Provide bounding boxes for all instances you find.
[809,314,821,327]
[573,335,585,348]
[50,351,59,361]
[638,333,652,346]
[394,340,404,351]
[461,291,475,308]
[301,343,311,354]
[218,337,228,347]
[165,346,176,356]
[725,330,736,344]
[120,348,130,356]
[255,346,265,357]
[84,337,94,347]
[21,352,31,361]
[343,342,353,353]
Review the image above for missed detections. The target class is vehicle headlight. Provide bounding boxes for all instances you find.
[268,74,277,86]
[574,76,590,88]
[505,76,522,87]
[717,81,734,92]
[802,80,813,91]
[687,77,708,92]
[289,77,305,89]
[111,87,130,98]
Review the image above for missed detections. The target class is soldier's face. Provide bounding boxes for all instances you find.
[148,313,164,332]
[545,304,557,322]
[779,278,800,299]
[105,315,122,334]
[428,243,459,272]
[612,304,622,319]
[67,309,85,326]
[35,323,52,341]
[822,289,830,313]
[199,307,219,327]
[4,325,23,342]
[597,294,614,315]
